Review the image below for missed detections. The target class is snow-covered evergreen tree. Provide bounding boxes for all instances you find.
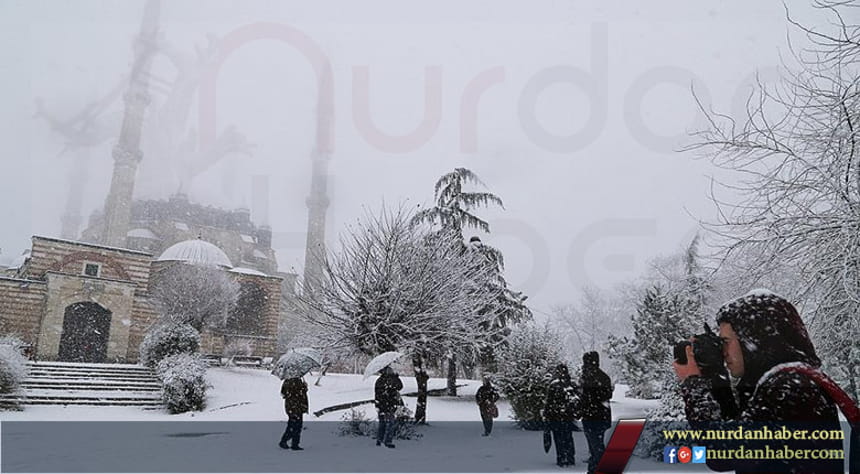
[606,237,709,399]
[496,323,565,430]
[411,168,532,394]
[607,286,695,399]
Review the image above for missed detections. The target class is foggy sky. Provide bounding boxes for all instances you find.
[0,0,839,316]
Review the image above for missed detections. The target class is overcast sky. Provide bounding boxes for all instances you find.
[0,0,842,316]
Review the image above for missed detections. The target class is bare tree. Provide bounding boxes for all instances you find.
[151,263,239,331]
[689,1,860,398]
[296,205,505,420]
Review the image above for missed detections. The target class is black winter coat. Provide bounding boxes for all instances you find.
[580,366,612,422]
[281,377,308,416]
[680,292,843,473]
[374,372,403,414]
[544,377,581,423]
[476,384,500,417]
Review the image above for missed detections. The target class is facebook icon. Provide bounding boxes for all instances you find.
[663,446,678,464]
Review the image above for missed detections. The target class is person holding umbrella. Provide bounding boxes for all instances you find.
[375,365,404,448]
[279,375,308,450]
[273,348,321,451]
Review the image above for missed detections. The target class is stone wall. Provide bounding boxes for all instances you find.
[0,277,47,352]
[23,236,152,290]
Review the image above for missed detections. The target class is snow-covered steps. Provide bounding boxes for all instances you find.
[0,361,164,409]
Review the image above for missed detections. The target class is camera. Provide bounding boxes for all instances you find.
[673,323,725,377]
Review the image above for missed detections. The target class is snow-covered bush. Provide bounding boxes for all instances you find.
[0,336,28,394]
[496,324,565,430]
[140,321,200,367]
[634,380,691,460]
[338,407,375,437]
[156,353,208,413]
[337,406,422,440]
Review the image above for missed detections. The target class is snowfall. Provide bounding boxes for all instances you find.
[0,367,689,473]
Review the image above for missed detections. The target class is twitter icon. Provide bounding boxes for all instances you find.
[692,446,707,464]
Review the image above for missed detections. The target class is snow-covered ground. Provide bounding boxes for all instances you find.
[1,368,671,473]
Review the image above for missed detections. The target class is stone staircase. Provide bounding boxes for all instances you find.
[0,361,164,408]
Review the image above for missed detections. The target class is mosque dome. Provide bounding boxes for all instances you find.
[157,239,233,268]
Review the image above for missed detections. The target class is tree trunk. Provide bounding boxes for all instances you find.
[447,354,458,396]
[413,354,429,423]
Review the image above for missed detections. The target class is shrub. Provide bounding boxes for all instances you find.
[496,324,565,430]
[0,336,28,394]
[140,321,200,367]
[156,353,208,413]
[337,406,422,440]
[338,407,375,437]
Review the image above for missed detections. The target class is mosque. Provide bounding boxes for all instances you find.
[0,0,331,363]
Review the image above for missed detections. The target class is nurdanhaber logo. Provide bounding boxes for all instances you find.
[678,446,692,463]
[663,446,678,464]
[692,446,707,463]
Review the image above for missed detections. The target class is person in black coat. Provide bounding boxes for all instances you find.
[278,376,309,450]
[475,375,500,436]
[543,363,580,467]
[580,351,612,473]
[674,290,843,473]
[374,366,403,448]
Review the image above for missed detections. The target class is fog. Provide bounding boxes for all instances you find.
[0,0,835,314]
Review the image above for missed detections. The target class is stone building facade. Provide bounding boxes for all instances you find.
[0,236,283,363]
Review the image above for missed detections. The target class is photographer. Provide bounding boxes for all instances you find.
[673,290,843,473]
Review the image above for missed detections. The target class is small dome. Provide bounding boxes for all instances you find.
[158,239,232,268]
[229,267,267,277]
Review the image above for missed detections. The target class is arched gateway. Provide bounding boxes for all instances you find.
[58,302,112,363]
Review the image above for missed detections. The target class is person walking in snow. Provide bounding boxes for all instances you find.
[279,376,309,450]
[580,352,612,474]
[374,366,404,448]
[673,290,844,473]
[475,375,500,436]
[543,363,581,467]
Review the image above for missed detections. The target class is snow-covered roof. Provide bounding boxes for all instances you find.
[229,267,268,277]
[240,234,256,244]
[157,239,233,268]
[127,228,159,240]
[174,222,190,231]
[253,249,268,259]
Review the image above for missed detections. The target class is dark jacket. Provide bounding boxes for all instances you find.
[680,291,843,473]
[580,352,612,422]
[544,365,581,423]
[374,372,403,414]
[281,377,309,416]
[476,384,500,417]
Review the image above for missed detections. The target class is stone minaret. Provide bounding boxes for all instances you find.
[101,0,160,248]
[302,68,334,293]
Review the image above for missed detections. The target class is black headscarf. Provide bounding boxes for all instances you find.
[715,290,820,408]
